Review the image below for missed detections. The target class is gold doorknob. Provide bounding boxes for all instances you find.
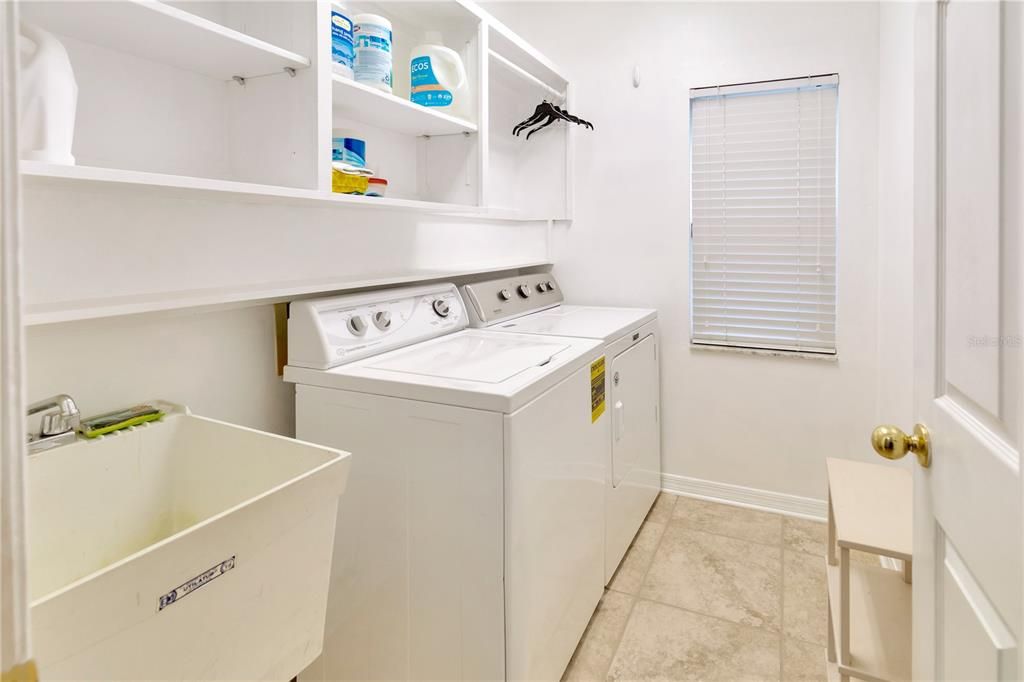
[871,423,931,468]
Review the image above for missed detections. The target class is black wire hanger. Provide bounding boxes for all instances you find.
[513,100,593,139]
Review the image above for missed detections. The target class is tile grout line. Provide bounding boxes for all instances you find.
[779,517,786,681]
[631,593,784,637]
[600,590,639,680]
[603,494,677,680]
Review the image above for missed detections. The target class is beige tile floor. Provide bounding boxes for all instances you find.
[562,493,838,681]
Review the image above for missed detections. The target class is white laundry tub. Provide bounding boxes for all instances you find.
[26,407,351,681]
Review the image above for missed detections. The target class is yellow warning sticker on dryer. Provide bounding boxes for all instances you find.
[590,356,606,422]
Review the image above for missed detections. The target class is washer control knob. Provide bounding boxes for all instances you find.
[432,299,451,318]
[498,289,512,301]
[536,282,548,293]
[517,284,532,298]
[347,315,367,336]
[545,281,555,291]
[373,310,392,330]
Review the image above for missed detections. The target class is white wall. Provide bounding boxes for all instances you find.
[27,305,296,435]
[485,1,914,502]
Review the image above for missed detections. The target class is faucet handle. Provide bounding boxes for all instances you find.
[28,394,81,437]
[40,410,78,436]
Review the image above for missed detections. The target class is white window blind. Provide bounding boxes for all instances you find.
[690,74,838,354]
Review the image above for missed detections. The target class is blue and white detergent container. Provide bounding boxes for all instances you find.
[332,133,365,167]
[353,13,392,93]
[410,32,469,121]
[330,2,355,79]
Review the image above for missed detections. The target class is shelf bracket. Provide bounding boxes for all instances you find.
[232,75,246,86]
[284,67,296,78]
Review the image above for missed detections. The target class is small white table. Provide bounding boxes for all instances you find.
[825,457,913,682]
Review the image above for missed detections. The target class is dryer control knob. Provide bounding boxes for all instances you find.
[517,284,532,298]
[373,311,392,330]
[348,315,368,336]
[536,283,548,293]
[545,281,555,291]
[432,299,451,318]
[498,289,512,301]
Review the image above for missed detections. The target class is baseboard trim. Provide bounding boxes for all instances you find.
[661,472,827,521]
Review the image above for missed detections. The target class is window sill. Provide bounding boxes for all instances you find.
[690,343,838,362]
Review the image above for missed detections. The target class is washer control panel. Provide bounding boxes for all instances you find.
[461,274,564,327]
[288,283,466,369]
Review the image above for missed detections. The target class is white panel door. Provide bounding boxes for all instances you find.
[605,336,660,581]
[911,2,1022,679]
[610,336,658,487]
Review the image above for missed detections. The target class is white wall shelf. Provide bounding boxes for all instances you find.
[21,162,483,216]
[332,75,477,137]
[18,0,310,81]
[23,261,552,327]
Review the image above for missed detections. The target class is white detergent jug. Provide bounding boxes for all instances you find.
[18,22,77,165]
[410,33,469,121]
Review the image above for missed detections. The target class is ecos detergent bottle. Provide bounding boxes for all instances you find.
[410,32,469,121]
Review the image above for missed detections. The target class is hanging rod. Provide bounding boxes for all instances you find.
[488,49,565,101]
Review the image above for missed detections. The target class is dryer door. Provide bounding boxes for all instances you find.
[610,335,659,487]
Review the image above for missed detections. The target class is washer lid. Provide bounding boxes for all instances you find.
[493,305,657,342]
[284,330,605,413]
[367,333,571,383]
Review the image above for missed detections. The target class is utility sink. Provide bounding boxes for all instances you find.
[27,405,351,681]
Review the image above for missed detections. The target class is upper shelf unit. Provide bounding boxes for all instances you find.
[17,0,571,218]
[15,0,572,326]
[18,1,311,81]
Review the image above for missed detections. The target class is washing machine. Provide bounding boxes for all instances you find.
[462,274,661,584]
[284,283,607,682]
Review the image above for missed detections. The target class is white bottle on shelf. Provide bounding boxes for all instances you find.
[353,13,392,93]
[18,22,77,165]
[410,32,469,121]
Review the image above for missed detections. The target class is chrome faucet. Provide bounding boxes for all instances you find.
[27,394,80,453]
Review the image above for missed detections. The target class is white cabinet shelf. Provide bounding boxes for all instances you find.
[21,162,482,215]
[332,75,477,137]
[18,0,310,81]
[23,261,552,326]
[483,11,568,95]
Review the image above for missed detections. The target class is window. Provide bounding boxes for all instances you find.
[689,74,838,354]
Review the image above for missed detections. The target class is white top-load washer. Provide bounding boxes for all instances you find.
[284,283,607,682]
[462,274,661,584]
